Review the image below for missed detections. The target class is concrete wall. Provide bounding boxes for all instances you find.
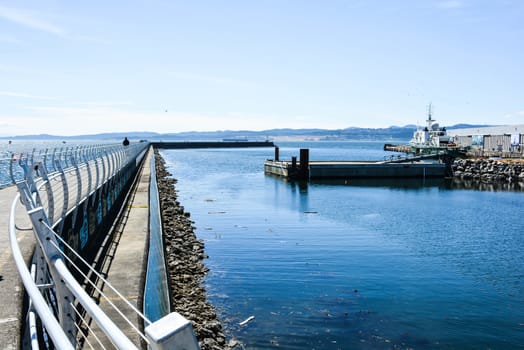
[60,150,147,273]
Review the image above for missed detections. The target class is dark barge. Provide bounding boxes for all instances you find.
[265,148,448,180]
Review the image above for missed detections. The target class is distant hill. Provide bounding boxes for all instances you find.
[0,124,493,142]
[446,124,491,130]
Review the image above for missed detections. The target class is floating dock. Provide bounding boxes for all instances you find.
[265,148,447,180]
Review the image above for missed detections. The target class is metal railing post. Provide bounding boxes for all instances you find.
[91,157,100,207]
[109,148,117,177]
[85,152,93,198]
[30,148,36,167]
[9,194,75,350]
[9,151,16,184]
[55,160,69,234]
[40,163,56,224]
[43,148,49,172]
[38,214,78,344]
[71,157,82,225]
[16,182,78,346]
[51,148,58,172]
[101,150,107,185]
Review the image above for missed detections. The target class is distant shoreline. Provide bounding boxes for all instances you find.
[0,123,493,142]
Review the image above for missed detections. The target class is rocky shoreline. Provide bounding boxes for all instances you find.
[452,158,524,183]
[154,150,237,350]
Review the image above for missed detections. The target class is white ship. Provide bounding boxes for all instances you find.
[410,104,453,152]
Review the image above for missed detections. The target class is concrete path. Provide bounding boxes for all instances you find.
[86,147,151,348]
[0,184,35,350]
[0,147,152,349]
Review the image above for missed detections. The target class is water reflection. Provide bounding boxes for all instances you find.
[273,178,310,214]
[273,175,524,193]
[312,177,447,189]
[448,178,524,192]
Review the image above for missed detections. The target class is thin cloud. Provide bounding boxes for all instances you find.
[81,101,133,108]
[168,71,254,88]
[0,6,63,35]
[0,91,55,100]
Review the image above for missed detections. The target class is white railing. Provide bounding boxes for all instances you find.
[1,143,135,189]
[8,142,199,349]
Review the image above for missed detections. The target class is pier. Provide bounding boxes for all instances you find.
[1,143,202,349]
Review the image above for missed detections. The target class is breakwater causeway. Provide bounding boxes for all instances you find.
[154,150,237,350]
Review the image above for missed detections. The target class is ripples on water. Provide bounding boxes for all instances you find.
[162,142,524,349]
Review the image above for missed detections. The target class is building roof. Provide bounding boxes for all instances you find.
[449,125,524,136]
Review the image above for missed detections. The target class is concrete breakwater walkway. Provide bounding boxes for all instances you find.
[452,158,524,183]
[154,150,238,350]
[1,146,237,349]
[0,185,34,349]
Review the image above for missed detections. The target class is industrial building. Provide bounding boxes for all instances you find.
[449,125,524,158]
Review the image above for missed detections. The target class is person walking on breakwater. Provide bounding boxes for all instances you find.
[123,137,130,146]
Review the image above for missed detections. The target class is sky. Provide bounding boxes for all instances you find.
[0,0,523,136]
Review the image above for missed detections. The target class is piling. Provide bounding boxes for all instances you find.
[299,149,310,180]
[274,146,279,161]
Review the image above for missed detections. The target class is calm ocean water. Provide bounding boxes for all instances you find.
[162,141,524,350]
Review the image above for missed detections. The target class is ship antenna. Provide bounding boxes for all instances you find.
[427,103,432,121]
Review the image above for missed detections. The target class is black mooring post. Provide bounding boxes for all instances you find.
[274,146,279,161]
[299,148,309,180]
[291,156,297,168]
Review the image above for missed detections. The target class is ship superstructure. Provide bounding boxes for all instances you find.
[410,104,451,152]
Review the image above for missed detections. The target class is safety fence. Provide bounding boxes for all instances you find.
[8,142,199,349]
[1,143,136,189]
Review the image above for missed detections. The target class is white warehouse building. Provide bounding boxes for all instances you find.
[449,125,524,157]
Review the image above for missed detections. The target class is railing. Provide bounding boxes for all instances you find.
[8,142,199,349]
[1,143,139,189]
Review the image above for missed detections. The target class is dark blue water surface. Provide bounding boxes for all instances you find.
[161,141,524,350]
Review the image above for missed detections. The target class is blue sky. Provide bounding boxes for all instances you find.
[0,0,523,136]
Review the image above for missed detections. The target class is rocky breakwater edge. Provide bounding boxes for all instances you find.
[452,158,524,184]
[154,150,239,350]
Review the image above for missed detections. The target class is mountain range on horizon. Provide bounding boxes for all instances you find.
[0,123,492,142]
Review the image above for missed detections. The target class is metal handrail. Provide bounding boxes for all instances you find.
[9,141,200,350]
[53,258,139,350]
[9,142,148,349]
[9,194,74,350]
[1,143,142,188]
[51,231,150,344]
